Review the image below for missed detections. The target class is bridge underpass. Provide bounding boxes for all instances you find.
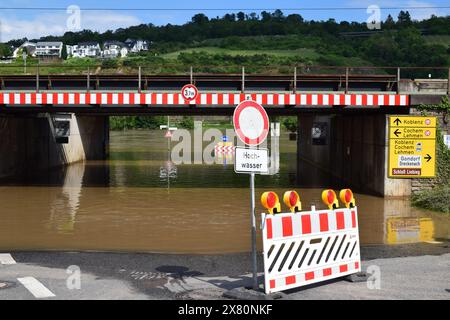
[0,72,447,197]
[0,110,412,197]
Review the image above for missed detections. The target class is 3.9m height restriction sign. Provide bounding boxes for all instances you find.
[233,100,269,146]
[181,84,198,101]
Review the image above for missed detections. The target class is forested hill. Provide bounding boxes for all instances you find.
[12,10,449,45]
[6,10,450,70]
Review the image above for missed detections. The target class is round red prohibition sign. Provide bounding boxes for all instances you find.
[233,100,269,146]
[181,84,198,101]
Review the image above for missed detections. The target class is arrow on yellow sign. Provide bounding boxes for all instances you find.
[389,127,436,139]
[393,118,402,126]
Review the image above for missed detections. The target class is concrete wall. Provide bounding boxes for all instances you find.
[330,114,389,196]
[74,115,109,161]
[0,114,108,179]
[400,79,449,94]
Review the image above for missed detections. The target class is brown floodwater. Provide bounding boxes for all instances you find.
[0,130,448,254]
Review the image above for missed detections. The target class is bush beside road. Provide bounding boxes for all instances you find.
[413,98,450,214]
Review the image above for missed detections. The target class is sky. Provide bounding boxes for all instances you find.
[0,0,449,41]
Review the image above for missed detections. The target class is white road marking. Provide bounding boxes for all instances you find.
[17,277,56,298]
[0,253,16,265]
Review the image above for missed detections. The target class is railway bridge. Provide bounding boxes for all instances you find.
[0,68,448,197]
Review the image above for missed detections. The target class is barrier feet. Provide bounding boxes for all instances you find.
[223,287,286,300]
[344,271,369,283]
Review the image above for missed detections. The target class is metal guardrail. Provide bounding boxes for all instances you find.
[0,64,448,95]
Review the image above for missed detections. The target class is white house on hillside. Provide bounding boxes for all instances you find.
[102,41,128,58]
[35,42,63,59]
[67,42,101,58]
[124,39,150,53]
[13,42,37,58]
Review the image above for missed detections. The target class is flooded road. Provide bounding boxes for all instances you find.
[0,129,448,253]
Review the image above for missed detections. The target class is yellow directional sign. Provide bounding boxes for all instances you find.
[389,116,437,128]
[389,127,436,139]
[389,116,436,178]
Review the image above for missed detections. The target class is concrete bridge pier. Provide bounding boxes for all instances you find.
[0,114,109,179]
[297,114,411,197]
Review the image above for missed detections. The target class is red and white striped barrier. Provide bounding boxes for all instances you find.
[261,206,361,294]
[0,92,409,107]
[214,145,235,154]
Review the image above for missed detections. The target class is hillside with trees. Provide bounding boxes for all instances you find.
[3,10,449,75]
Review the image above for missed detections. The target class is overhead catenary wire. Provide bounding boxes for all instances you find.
[0,6,449,11]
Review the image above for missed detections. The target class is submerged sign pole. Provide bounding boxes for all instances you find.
[233,100,270,291]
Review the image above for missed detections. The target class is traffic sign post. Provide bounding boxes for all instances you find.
[160,117,177,151]
[233,100,270,291]
[388,116,437,178]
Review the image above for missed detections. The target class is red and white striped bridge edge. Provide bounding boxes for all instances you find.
[261,206,361,294]
[214,145,235,154]
[0,92,409,107]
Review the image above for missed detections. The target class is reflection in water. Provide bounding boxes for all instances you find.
[47,163,85,234]
[386,218,434,244]
[160,151,178,191]
[215,141,235,168]
[381,198,445,245]
[0,129,448,253]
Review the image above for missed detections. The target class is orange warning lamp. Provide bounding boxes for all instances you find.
[321,189,339,209]
[283,190,302,213]
[339,189,356,208]
[261,191,281,214]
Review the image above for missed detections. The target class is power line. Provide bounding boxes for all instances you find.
[0,6,449,11]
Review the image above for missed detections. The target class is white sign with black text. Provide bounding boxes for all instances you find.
[234,147,269,174]
[444,135,450,149]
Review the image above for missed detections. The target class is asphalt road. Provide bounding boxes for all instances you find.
[0,242,449,300]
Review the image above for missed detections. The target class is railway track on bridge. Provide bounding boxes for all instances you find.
[0,73,398,92]
[0,71,446,115]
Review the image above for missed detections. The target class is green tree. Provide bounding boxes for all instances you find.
[261,11,272,22]
[223,13,236,22]
[248,12,258,20]
[109,116,165,130]
[272,9,285,21]
[398,11,412,27]
[384,14,395,29]
[0,44,12,57]
[178,116,194,129]
[281,117,297,133]
[192,13,209,25]
[286,14,304,24]
[61,44,68,60]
